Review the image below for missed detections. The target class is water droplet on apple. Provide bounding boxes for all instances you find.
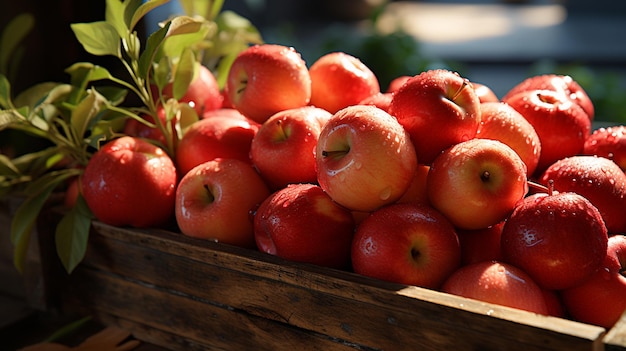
[379,187,392,201]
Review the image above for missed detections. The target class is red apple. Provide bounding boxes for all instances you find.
[358,92,393,114]
[153,64,223,117]
[607,234,626,274]
[441,260,549,315]
[175,158,271,248]
[123,103,198,150]
[395,164,431,206]
[81,136,177,228]
[308,51,380,114]
[471,82,499,103]
[351,202,461,289]
[476,101,542,176]
[427,138,528,230]
[175,114,260,176]
[201,107,248,121]
[502,74,594,121]
[583,125,626,172]
[500,191,608,290]
[250,106,332,190]
[388,69,482,165]
[503,89,591,175]
[561,267,626,329]
[540,155,626,234]
[386,75,411,93]
[254,183,355,269]
[316,105,418,212]
[225,44,311,124]
[457,221,504,266]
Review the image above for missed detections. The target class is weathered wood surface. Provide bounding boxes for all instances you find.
[27,208,625,351]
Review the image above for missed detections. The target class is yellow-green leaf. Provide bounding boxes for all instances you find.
[172,48,196,101]
[71,21,120,57]
[130,0,170,32]
[55,194,93,273]
[71,89,107,138]
[0,13,35,75]
[105,0,127,38]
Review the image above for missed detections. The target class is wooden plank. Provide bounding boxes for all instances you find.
[78,222,607,351]
[605,310,626,351]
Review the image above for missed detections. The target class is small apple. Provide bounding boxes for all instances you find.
[175,158,271,248]
[471,82,499,103]
[254,183,355,269]
[250,106,332,190]
[175,114,260,176]
[351,202,461,289]
[316,105,418,212]
[607,234,626,274]
[502,74,594,121]
[81,136,177,228]
[583,125,626,172]
[358,92,393,114]
[308,51,380,114]
[503,89,591,174]
[441,260,549,315]
[540,155,626,234]
[500,191,609,290]
[476,101,542,176]
[427,138,528,230]
[201,107,248,121]
[386,75,411,93]
[457,221,504,266]
[395,164,431,206]
[388,69,482,164]
[153,63,223,117]
[225,44,311,124]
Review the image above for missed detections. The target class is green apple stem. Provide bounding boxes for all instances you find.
[528,179,554,195]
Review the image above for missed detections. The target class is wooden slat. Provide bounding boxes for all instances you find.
[605,310,626,351]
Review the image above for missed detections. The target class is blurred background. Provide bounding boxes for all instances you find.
[2,0,625,121]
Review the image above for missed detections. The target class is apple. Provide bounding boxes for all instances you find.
[308,51,380,114]
[201,107,248,121]
[441,260,549,315]
[386,75,411,93]
[583,125,626,172]
[81,136,177,228]
[316,104,418,212]
[358,92,393,114]
[427,138,528,230]
[250,106,332,190]
[457,221,504,266]
[225,44,311,124]
[175,158,271,248]
[476,101,542,176]
[500,191,609,290]
[503,89,591,175]
[607,234,626,274]
[175,114,260,176]
[502,74,594,121]
[395,164,431,206]
[388,69,482,165]
[539,155,626,234]
[254,183,355,269]
[351,202,461,289]
[471,82,499,103]
[153,63,223,117]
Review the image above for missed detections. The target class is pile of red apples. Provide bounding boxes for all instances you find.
[76,44,626,329]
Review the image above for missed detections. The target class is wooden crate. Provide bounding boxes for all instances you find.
[27,207,626,351]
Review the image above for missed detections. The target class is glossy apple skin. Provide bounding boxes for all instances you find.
[540,155,626,234]
[309,51,380,114]
[427,138,528,230]
[175,158,271,248]
[476,102,542,176]
[226,44,311,124]
[395,164,431,206]
[351,203,461,289]
[250,106,331,190]
[175,115,260,176]
[471,82,500,103]
[254,183,355,269]
[503,89,591,175]
[154,64,223,117]
[82,136,177,228]
[388,69,481,165]
[457,221,504,266]
[502,74,594,121]
[358,92,393,114]
[441,261,549,315]
[316,105,418,212]
[583,125,626,172]
[386,75,411,93]
[500,192,608,291]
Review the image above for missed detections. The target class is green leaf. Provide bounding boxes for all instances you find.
[10,170,72,272]
[138,22,170,79]
[0,154,21,177]
[0,110,25,131]
[130,0,169,32]
[13,82,62,110]
[161,22,212,60]
[66,63,116,86]
[0,13,35,75]
[71,21,120,57]
[71,89,107,138]
[153,56,171,93]
[105,0,128,38]
[172,48,196,101]
[0,74,12,109]
[55,194,93,273]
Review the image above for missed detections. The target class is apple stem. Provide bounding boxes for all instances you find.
[452,80,469,101]
[527,179,554,195]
